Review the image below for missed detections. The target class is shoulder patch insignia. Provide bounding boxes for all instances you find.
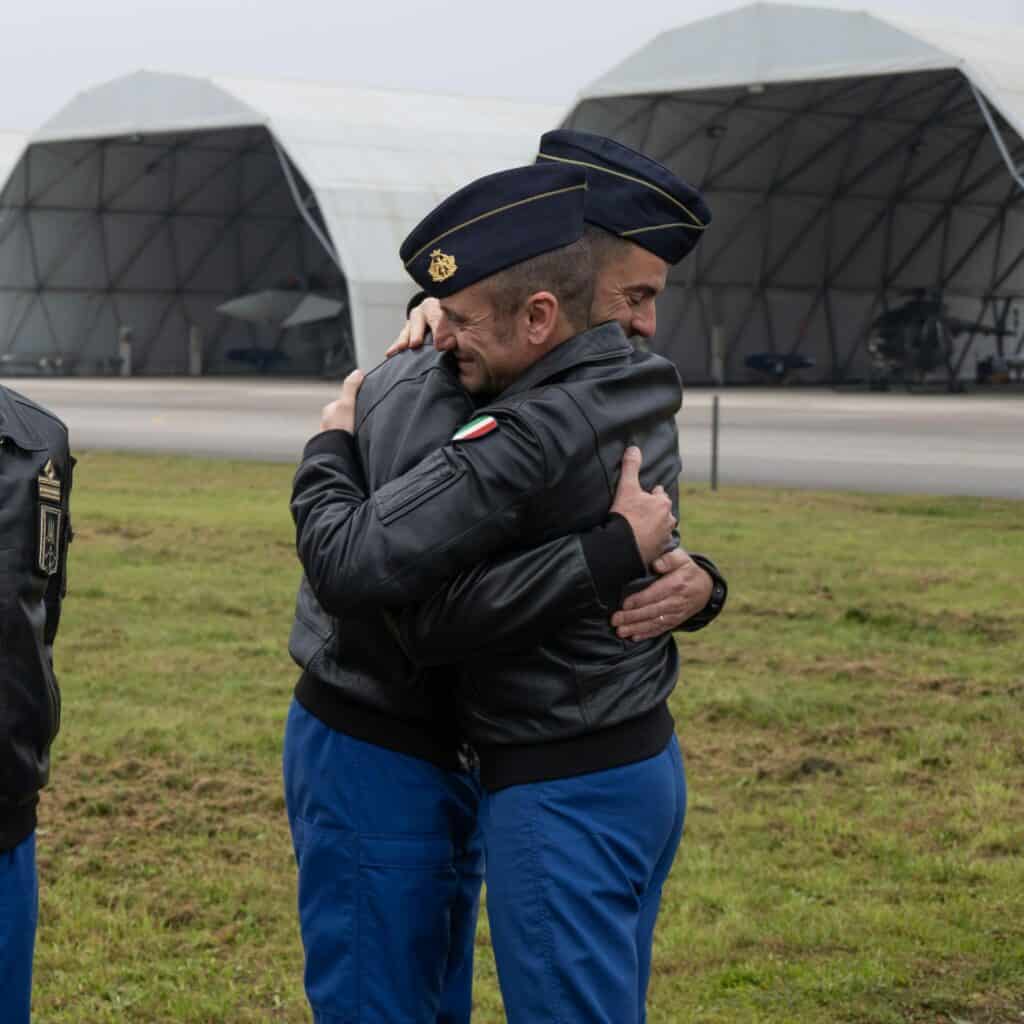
[38,459,62,503]
[36,457,63,576]
[38,505,63,576]
[452,415,498,442]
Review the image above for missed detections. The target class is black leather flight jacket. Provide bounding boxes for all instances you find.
[0,386,73,851]
[292,322,725,790]
[289,340,656,770]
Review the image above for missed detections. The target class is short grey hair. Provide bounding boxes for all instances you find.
[583,224,636,273]
[482,236,593,333]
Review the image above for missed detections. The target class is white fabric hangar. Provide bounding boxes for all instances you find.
[0,72,562,375]
[0,133,25,190]
[565,3,1024,384]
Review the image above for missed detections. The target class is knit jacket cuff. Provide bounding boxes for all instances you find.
[302,429,358,462]
[579,513,646,611]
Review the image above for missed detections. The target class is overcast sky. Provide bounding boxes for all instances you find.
[3,0,1022,132]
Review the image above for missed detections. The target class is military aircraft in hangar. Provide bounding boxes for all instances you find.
[867,291,1016,392]
[217,281,353,377]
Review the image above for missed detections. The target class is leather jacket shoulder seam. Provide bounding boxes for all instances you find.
[356,364,466,432]
[491,405,549,490]
[551,385,611,497]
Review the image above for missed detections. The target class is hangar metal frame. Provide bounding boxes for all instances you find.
[0,127,338,375]
[0,72,562,375]
[566,4,1024,384]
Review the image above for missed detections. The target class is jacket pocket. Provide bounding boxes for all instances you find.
[373,449,463,525]
[573,634,674,730]
[289,577,335,672]
[293,576,334,641]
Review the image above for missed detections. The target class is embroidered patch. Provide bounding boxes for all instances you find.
[452,415,498,442]
[36,458,64,576]
[427,249,458,283]
[38,505,63,576]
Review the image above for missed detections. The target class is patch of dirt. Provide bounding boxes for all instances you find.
[976,835,1024,859]
[76,522,153,542]
[783,756,844,781]
[861,724,903,742]
[810,656,899,684]
[164,903,199,929]
[731,600,820,622]
[915,677,969,695]
[805,725,857,746]
[904,991,1024,1024]
[915,572,957,588]
[752,755,846,784]
[827,832,863,858]
[37,749,286,877]
[841,603,1020,643]
[891,769,939,790]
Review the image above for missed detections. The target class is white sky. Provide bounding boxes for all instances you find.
[3,0,1023,132]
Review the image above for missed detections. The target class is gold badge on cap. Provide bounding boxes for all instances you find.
[37,459,63,576]
[428,249,458,283]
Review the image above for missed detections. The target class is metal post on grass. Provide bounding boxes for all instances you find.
[711,394,719,492]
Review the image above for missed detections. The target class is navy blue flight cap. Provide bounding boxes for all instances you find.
[537,129,710,265]
[401,163,587,298]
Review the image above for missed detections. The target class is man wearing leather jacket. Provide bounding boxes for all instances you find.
[0,385,73,1024]
[394,129,727,641]
[284,163,690,1024]
[292,159,723,1023]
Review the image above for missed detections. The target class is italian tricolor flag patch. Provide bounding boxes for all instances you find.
[452,415,498,442]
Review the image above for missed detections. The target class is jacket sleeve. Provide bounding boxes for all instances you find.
[396,515,645,665]
[291,414,550,611]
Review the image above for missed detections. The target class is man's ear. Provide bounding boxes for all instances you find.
[524,291,559,347]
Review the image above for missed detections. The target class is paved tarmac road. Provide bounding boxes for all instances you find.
[4,377,1023,498]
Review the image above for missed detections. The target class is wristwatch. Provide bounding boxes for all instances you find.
[679,553,728,631]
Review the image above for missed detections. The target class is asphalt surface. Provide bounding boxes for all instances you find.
[3,377,1023,498]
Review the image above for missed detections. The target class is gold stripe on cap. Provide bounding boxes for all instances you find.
[405,184,587,267]
[537,152,707,230]
[622,222,694,237]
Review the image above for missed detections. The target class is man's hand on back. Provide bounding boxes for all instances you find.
[610,446,675,565]
[611,548,714,641]
[385,298,447,358]
[320,369,365,434]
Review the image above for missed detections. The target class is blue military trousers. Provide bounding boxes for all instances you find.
[482,737,686,1024]
[282,699,484,1024]
[0,832,37,1024]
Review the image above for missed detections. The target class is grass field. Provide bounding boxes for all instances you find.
[34,451,1024,1023]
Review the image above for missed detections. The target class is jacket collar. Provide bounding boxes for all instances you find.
[0,386,47,451]
[496,320,632,402]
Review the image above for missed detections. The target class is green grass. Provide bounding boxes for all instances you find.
[35,451,1024,1022]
